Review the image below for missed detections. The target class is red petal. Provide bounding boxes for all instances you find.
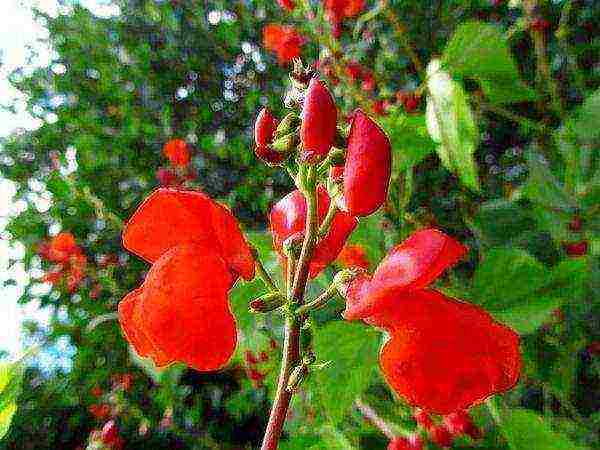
[255,108,278,147]
[343,110,391,216]
[118,288,174,367]
[139,244,237,371]
[378,291,521,414]
[123,188,254,279]
[310,209,358,278]
[345,229,467,320]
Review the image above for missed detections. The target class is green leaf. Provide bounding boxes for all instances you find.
[311,322,380,425]
[501,408,587,450]
[0,359,25,440]
[471,199,536,247]
[378,110,436,172]
[523,151,578,212]
[494,296,562,334]
[426,59,480,191]
[442,21,536,104]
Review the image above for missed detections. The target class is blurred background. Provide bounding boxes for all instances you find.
[0,0,598,449]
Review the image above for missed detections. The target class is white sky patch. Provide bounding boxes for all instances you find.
[0,0,118,357]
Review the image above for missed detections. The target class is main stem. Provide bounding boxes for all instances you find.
[261,167,319,450]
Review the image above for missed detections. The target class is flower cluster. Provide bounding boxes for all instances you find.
[156,139,195,187]
[38,232,87,292]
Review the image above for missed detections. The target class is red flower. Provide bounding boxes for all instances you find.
[255,108,279,147]
[337,244,370,270]
[324,0,366,36]
[342,228,467,320]
[270,186,357,278]
[378,290,521,414]
[341,110,392,217]
[300,78,337,163]
[263,24,305,64]
[563,240,588,257]
[89,403,110,420]
[39,232,87,292]
[118,188,255,371]
[163,139,191,166]
[388,435,423,450]
[277,0,295,11]
[429,424,453,448]
[39,232,81,263]
[101,420,119,445]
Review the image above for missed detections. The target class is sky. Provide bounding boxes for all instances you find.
[0,0,120,358]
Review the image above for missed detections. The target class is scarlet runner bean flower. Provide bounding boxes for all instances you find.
[118,188,255,371]
[163,139,191,166]
[39,232,88,292]
[277,0,295,11]
[263,24,305,65]
[339,229,521,414]
[323,0,366,37]
[341,109,392,217]
[270,186,357,278]
[254,107,287,164]
[300,78,337,162]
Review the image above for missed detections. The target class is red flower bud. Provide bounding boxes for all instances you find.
[342,110,392,216]
[429,425,453,448]
[255,108,278,147]
[163,139,191,166]
[270,186,357,278]
[300,78,337,163]
[563,240,588,257]
[343,228,466,321]
[378,290,521,414]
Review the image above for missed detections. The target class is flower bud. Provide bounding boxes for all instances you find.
[255,108,278,147]
[286,363,309,393]
[275,112,301,137]
[300,78,337,163]
[271,133,298,153]
[250,292,286,313]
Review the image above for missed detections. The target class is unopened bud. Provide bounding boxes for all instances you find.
[250,292,285,313]
[283,232,304,259]
[286,363,309,393]
[271,133,298,153]
[333,268,361,288]
[275,112,301,137]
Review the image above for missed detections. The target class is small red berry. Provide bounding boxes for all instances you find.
[430,424,453,448]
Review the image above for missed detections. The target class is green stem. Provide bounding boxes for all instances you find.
[354,398,397,440]
[253,249,279,293]
[261,166,319,450]
[295,282,339,316]
[318,199,338,237]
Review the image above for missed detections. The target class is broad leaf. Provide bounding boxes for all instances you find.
[311,322,380,425]
[378,110,436,172]
[426,59,480,191]
[471,199,536,247]
[442,21,535,104]
[0,360,25,440]
[501,408,586,450]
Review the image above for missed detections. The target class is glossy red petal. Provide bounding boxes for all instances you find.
[210,201,255,280]
[345,229,467,320]
[343,110,392,216]
[123,188,254,279]
[139,244,237,371]
[378,291,521,414]
[300,78,337,162]
[309,210,358,278]
[118,288,174,367]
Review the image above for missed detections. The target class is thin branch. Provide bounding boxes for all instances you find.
[354,398,396,440]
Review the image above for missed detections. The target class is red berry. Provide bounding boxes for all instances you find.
[430,425,453,447]
[413,408,433,429]
[254,108,278,148]
[101,420,119,445]
[263,24,305,65]
[300,78,337,163]
[563,240,588,257]
[342,109,392,217]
